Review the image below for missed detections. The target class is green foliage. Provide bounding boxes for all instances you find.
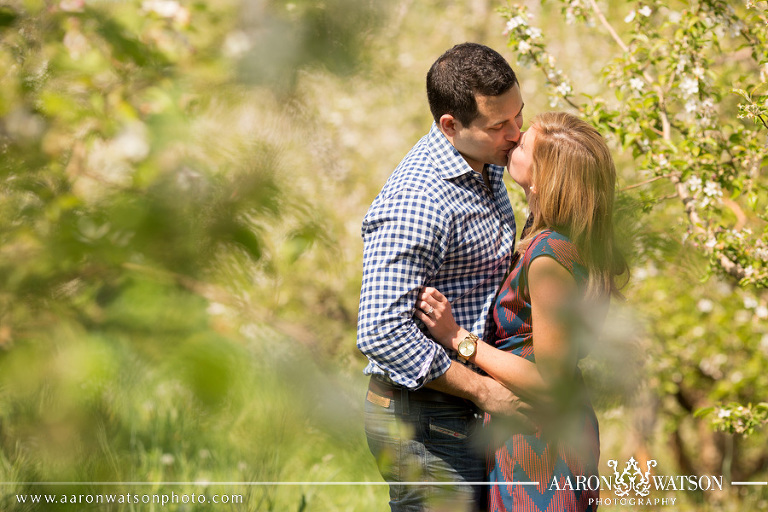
[0,0,386,510]
[502,0,768,285]
[498,0,768,507]
[696,402,768,436]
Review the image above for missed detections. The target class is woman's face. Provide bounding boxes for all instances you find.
[507,125,538,194]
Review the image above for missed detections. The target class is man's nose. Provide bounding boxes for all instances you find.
[505,124,521,142]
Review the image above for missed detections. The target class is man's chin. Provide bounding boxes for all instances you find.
[491,157,510,168]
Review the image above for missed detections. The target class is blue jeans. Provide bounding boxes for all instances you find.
[364,386,485,512]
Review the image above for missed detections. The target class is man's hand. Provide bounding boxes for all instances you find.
[476,374,530,417]
[426,362,536,432]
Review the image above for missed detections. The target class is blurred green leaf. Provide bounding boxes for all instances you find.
[0,5,18,28]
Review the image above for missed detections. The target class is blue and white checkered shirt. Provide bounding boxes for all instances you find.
[357,123,517,390]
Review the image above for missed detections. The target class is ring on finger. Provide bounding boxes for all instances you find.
[426,306,434,315]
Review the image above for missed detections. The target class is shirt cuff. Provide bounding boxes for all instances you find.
[417,345,453,389]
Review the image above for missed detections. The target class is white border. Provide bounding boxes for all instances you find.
[0,481,538,486]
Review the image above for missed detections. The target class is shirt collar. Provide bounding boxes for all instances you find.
[426,122,505,182]
[426,123,476,180]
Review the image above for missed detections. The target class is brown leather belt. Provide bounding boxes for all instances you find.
[368,376,473,407]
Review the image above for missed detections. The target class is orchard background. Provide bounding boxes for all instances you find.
[0,0,766,510]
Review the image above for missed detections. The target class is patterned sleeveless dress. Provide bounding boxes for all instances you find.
[487,230,600,512]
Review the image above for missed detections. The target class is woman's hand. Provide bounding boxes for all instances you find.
[414,287,463,349]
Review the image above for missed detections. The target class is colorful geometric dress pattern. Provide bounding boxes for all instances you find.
[487,230,600,512]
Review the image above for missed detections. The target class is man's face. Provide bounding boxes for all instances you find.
[449,84,524,173]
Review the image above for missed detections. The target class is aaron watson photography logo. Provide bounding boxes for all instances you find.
[549,456,725,507]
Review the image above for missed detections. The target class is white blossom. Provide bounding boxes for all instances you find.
[697,299,714,313]
[638,6,653,17]
[504,16,527,35]
[703,180,723,198]
[676,55,690,73]
[687,175,702,192]
[142,0,189,24]
[679,77,699,98]
[629,78,645,91]
[525,27,543,39]
[624,10,636,23]
[555,82,572,96]
[757,306,768,319]
[143,0,180,17]
[518,40,531,53]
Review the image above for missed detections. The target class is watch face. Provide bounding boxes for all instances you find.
[458,340,475,357]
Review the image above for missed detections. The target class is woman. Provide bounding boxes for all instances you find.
[415,112,628,511]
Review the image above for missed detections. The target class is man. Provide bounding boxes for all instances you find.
[357,43,528,511]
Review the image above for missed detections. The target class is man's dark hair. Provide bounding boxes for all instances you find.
[426,42,518,126]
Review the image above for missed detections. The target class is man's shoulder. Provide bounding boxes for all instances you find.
[378,135,443,194]
[401,128,446,168]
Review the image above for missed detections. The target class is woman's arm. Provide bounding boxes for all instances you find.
[416,256,579,404]
[527,255,580,385]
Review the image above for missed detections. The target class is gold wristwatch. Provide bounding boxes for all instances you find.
[457,332,479,361]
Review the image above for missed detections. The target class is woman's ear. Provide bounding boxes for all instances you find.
[530,183,537,194]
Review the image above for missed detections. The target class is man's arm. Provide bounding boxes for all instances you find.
[425,362,534,424]
[357,188,452,389]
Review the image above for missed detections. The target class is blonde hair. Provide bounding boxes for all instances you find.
[520,111,627,298]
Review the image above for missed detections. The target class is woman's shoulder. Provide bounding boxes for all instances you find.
[529,229,576,252]
[526,229,584,272]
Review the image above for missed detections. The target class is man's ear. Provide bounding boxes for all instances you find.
[439,114,460,137]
